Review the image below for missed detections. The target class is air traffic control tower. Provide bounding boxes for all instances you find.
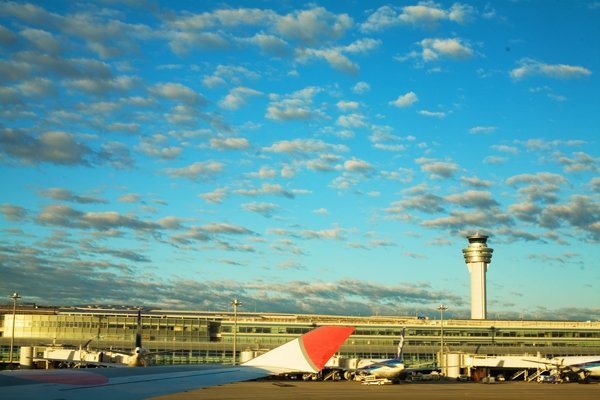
[462,233,494,319]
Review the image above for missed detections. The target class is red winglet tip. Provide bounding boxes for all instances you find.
[301,326,354,370]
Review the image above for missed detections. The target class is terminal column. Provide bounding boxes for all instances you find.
[462,234,493,319]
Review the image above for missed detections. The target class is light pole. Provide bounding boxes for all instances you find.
[231,298,242,365]
[437,304,448,376]
[9,292,21,365]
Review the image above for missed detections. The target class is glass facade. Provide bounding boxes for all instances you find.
[1,306,599,366]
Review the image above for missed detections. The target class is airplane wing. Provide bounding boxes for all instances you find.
[0,325,354,400]
[523,358,594,378]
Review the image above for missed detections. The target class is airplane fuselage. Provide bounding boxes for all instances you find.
[358,360,406,380]
[554,356,600,378]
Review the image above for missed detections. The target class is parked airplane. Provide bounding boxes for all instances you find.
[0,325,354,399]
[529,355,600,383]
[126,308,150,367]
[353,328,408,382]
[352,328,437,383]
[39,309,155,368]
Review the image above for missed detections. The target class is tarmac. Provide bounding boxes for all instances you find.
[153,380,599,400]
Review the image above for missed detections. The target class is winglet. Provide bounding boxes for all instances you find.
[243,325,354,373]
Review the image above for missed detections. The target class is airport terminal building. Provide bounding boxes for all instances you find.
[2,236,598,374]
[1,305,599,368]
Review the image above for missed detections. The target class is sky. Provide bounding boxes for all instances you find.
[0,1,599,321]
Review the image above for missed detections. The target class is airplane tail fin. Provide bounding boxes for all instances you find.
[135,309,142,348]
[397,327,405,362]
[243,325,354,374]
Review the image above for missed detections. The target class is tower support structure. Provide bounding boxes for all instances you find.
[462,234,493,319]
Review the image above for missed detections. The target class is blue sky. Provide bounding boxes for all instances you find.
[1,1,598,320]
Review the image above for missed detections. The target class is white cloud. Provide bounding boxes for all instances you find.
[200,188,227,204]
[336,100,359,110]
[276,7,353,45]
[264,138,348,156]
[236,183,308,199]
[492,144,519,155]
[296,38,380,74]
[469,126,497,134]
[0,129,94,165]
[210,137,250,150]
[510,58,592,80]
[169,31,229,55]
[446,190,499,208]
[21,28,61,54]
[150,83,204,104]
[342,158,373,173]
[164,161,224,180]
[337,113,367,128]
[361,2,474,31]
[137,135,182,160]
[241,201,279,217]
[246,33,291,57]
[370,125,407,152]
[416,157,458,179]
[219,86,263,110]
[352,81,370,94]
[17,77,56,97]
[419,38,473,61]
[400,3,448,25]
[202,65,260,89]
[390,91,418,107]
[281,165,295,178]
[246,166,277,179]
[266,87,324,121]
[360,5,398,32]
[419,110,446,118]
[300,225,345,240]
[313,208,328,215]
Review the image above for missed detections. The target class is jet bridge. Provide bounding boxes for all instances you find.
[464,353,549,381]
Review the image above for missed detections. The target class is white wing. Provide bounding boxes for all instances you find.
[0,325,354,400]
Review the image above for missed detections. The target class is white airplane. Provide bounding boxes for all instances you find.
[353,328,408,382]
[40,310,157,368]
[353,328,437,383]
[529,355,600,383]
[126,309,150,367]
[0,325,354,399]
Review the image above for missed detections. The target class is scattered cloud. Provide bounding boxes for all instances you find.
[511,58,592,80]
[164,161,224,180]
[361,3,474,32]
[469,126,497,134]
[241,201,279,217]
[210,137,250,151]
[264,138,348,157]
[40,188,106,204]
[418,110,446,118]
[0,203,27,221]
[418,38,473,62]
[416,158,458,179]
[200,187,228,204]
[266,87,325,121]
[219,86,263,110]
[390,91,418,108]
[352,81,370,94]
[0,128,93,165]
[0,2,598,320]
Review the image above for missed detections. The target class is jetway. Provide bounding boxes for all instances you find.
[442,351,551,381]
[466,353,546,369]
